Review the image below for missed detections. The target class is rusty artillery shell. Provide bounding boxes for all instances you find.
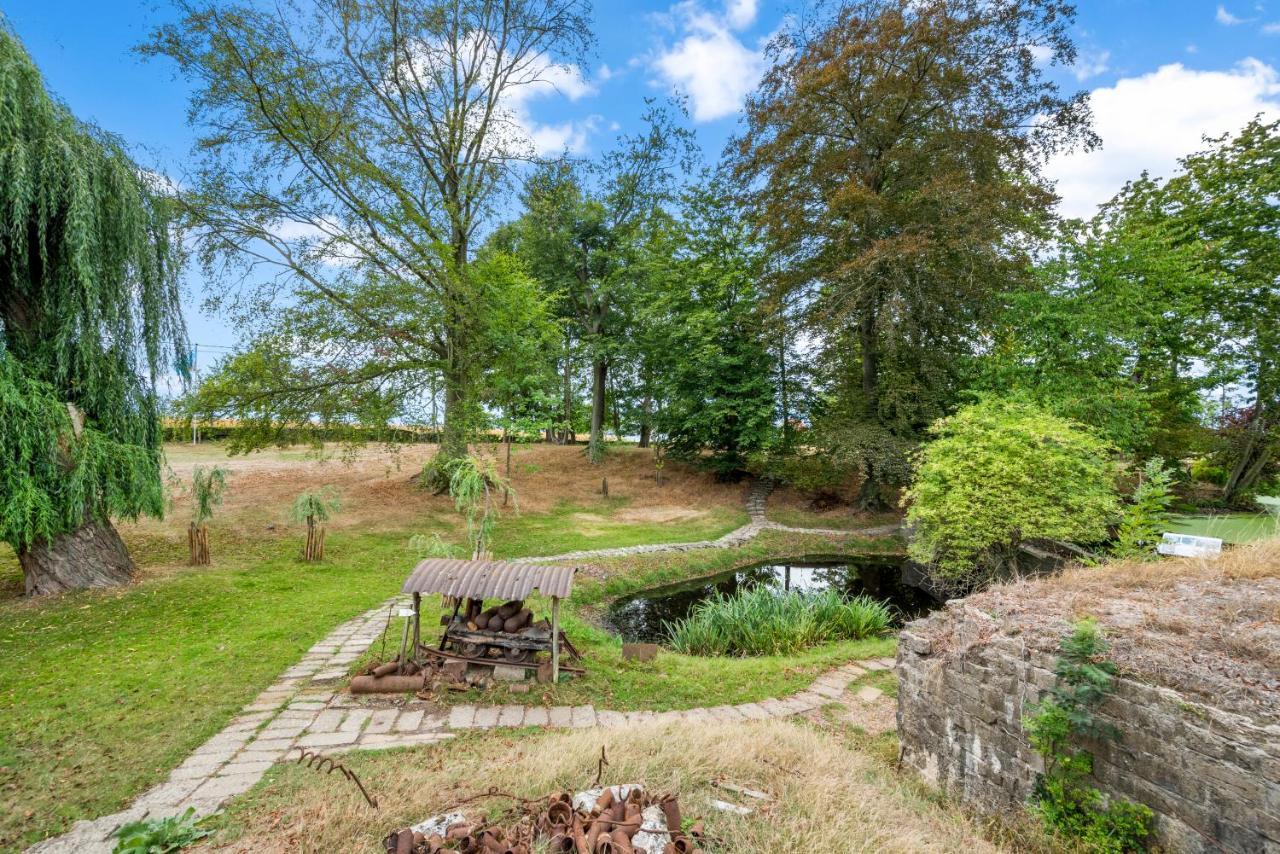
[592,828,616,854]
[609,829,635,854]
[658,795,682,834]
[572,818,591,854]
[488,615,506,631]
[350,674,426,694]
[372,661,401,677]
[496,600,523,619]
[502,846,529,854]
[547,833,575,852]
[548,800,574,828]
[445,822,471,839]
[594,788,615,813]
[392,828,414,854]
[670,837,694,854]
[687,820,704,839]
[662,846,676,854]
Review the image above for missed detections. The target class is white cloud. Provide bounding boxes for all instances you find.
[1046,59,1280,219]
[1072,49,1111,81]
[1263,21,1280,34]
[1216,4,1247,25]
[497,54,601,155]
[726,0,758,30]
[1028,44,1054,65]
[649,2,766,122]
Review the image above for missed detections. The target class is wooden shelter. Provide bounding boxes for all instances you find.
[401,558,576,682]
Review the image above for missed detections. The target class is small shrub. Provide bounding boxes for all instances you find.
[1188,457,1226,486]
[425,455,515,557]
[904,398,1119,587]
[187,465,227,566]
[290,486,341,562]
[113,807,210,853]
[1112,458,1174,560]
[666,587,892,656]
[1023,619,1154,853]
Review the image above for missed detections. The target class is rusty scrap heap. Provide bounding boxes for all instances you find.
[384,788,705,854]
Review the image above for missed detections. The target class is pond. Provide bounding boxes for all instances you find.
[603,554,942,645]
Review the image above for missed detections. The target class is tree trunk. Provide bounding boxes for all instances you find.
[19,517,136,596]
[560,331,574,444]
[858,309,879,414]
[638,391,652,448]
[589,357,607,462]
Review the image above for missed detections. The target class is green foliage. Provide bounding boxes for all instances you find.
[0,26,185,553]
[407,532,458,560]
[1112,458,1175,560]
[645,176,776,477]
[189,466,226,527]
[904,398,1119,584]
[426,455,515,558]
[666,586,891,657]
[289,486,341,525]
[1023,620,1154,853]
[1188,457,1227,486]
[113,808,210,853]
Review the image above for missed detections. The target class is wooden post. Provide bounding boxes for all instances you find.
[412,592,421,659]
[551,597,561,684]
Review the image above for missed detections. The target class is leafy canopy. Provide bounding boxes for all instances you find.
[904,398,1119,582]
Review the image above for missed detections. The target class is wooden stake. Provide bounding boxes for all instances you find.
[551,597,561,684]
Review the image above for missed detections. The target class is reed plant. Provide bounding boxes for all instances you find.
[666,586,892,656]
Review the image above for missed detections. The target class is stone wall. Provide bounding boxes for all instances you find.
[896,603,1280,854]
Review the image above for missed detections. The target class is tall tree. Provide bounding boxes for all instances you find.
[0,27,187,594]
[511,102,695,461]
[733,0,1095,507]
[980,178,1222,459]
[643,176,776,477]
[144,0,591,472]
[1164,119,1280,503]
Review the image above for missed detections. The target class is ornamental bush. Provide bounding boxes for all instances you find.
[904,398,1119,585]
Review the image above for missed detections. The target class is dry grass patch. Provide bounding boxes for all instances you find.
[146,442,745,538]
[207,720,1002,854]
[947,537,1280,722]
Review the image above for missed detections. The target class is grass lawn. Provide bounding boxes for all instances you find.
[766,506,901,531]
[1167,512,1279,544]
[357,529,903,711]
[0,440,892,852]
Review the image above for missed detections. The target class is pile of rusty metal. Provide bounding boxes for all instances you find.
[383,788,705,854]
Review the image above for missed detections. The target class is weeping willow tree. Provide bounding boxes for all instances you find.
[0,26,186,595]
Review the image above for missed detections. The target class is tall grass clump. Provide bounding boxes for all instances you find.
[666,587,892,656]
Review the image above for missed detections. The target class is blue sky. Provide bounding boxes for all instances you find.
[5,0,1280,355]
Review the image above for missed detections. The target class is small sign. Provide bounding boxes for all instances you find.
[1157,532,1222,558]
[397,608,416,618]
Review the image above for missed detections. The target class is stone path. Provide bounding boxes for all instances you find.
[27,479,901,853]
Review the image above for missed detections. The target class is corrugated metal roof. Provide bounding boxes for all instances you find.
[401,559,575,600]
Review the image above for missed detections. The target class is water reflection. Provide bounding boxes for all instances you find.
[603,555,941,645]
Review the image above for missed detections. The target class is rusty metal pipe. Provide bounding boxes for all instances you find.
[609,829,635,854]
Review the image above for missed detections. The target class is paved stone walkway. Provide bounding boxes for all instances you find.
[27,479,901,853]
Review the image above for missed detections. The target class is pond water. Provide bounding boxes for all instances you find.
[603,554,943,645]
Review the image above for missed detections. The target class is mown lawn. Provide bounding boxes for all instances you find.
[1168,512,1279,544]
[0,511,890,851]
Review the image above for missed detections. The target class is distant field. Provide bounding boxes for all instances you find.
[1167,512,1279,544]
